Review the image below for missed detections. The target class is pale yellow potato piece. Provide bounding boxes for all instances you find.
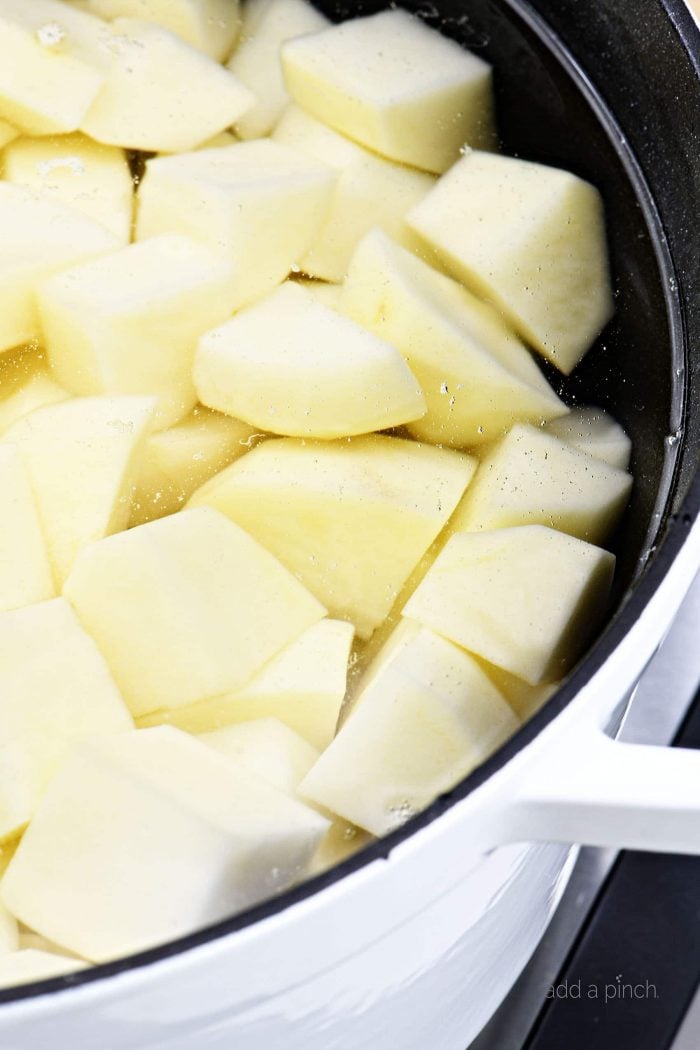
[0,347,71,436]
[341,230,568,446]
[450,422,633,545]
[81,18,253,152]
[130,406,258,527]
[195,282,425,439]
[292,279,341,311]
[5,396,155,586]
[477,660,559,722]
[405,525,616,684]
[189,435,476,639]
[37,235,236,429]
[0,950,87,987]
[306,821,371,877]
[272,106,434,281]
[0,903,19,955]
[545,406,632,471]
[0,597,132,842]
[0,183,119,355]
[230,0,328,140]
[0,120,18,149]
[63,507,326,717]
[0,446,55,612]
[199,718,320,795]
[300,624,518,835]
[68,0,240,60]
[136,140,335,311]
[3,133,133,244]
[142,619,354,750]
[1,727,328,962]
[408,150,614,373]
[282,9,495,173]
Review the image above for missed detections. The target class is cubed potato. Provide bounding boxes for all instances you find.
[69,0,240,60]
[408,150,614,373]
[199,718,320,795]
[1,727,328,962]
[282,9,496,173]
[0,950,87,987]
[81,18,253,152]
[405,525,616,684]
[63,507,326,717]
[0,370,70,436]
[17,930,82,959]
[0,597,132,842]
[306,821,371,877]
[545,406,632,471]
[292,278,341,311]
[189,435,476,639]
[141,619,354,750]
[0,119,18,148]
[340,230,568,446]
[3,133,133,243]
[5,396,155,586]
[450,422,633,545]
[300,624,518,835]
[477,660,559,722]
[130,406,258,527]
[230,0,329,140]
[136,140,335,311]
[0,446,55,612]
[37,234,236,429]
[0,183,119,355]
[195,282,426,439]
[272,106,434,281]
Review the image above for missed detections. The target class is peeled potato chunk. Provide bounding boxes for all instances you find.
[272,106,435,281]
[37,234,236,429]
[341,230,567,446]
[300,623,518,835]
[5,396,155,586]
[0,950,86,987]
[0,446,55,612]
[3,133,133,244]
[199,718,320,795]
[545,406,632,470]
[0,597,132,842]
[195,282,426,439]
[189,435,476,639]
[450,422,633,545]
[282,9,496,173]
[404,525,616,685]
[293,278,342,311]
[477,660,559,722]
[136,141,335,311]
[408,150,614,373]
[230,0,329,140]
[0,365,70,437]
[69,0,240,60]
[63,507,326,717]
[0,903,19,955]
[142,619,354,750]
[0,120,18,148]
[0,183,119,356]
[1,727,328,962]
[130,406,258,528]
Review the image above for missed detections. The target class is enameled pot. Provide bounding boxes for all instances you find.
[0,1,698,1047]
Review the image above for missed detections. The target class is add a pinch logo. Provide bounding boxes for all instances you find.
[547,975,659,1003]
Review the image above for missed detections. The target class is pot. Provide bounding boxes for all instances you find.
[0,1,698,1047]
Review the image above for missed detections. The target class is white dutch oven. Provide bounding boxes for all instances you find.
[0,0,698,1046]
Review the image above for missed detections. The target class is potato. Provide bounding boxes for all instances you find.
[306,821,371,878]
[0,446,55,612]
[1,727,328,962]
[0,950,86,987]
[189,435,476,639]
[136,141,335,311]
[272,106,434,281]
[0,183,119,355]
[281,9,496,173]
[141,619,354,750]
[63,507,326,717]
[340,230,568,446]
[545,406,632,470]
[450,422,633,545]
[300,623,518,835]
[477,660,559,722]
[0,119,18,148]
[130,406,257,528]
[0,367,70,437]
[408,150,614,373]
[37,234,236,430]
[292,278,342,311]
[195,282,426,439]
[0,906,19,955]
[199,718,320,795]
[405,525,616,685]
[5,396,155,586]
[3,133,133,244]
[0,597,132,842]
[229,0,329,140]
[81,18,253,151]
